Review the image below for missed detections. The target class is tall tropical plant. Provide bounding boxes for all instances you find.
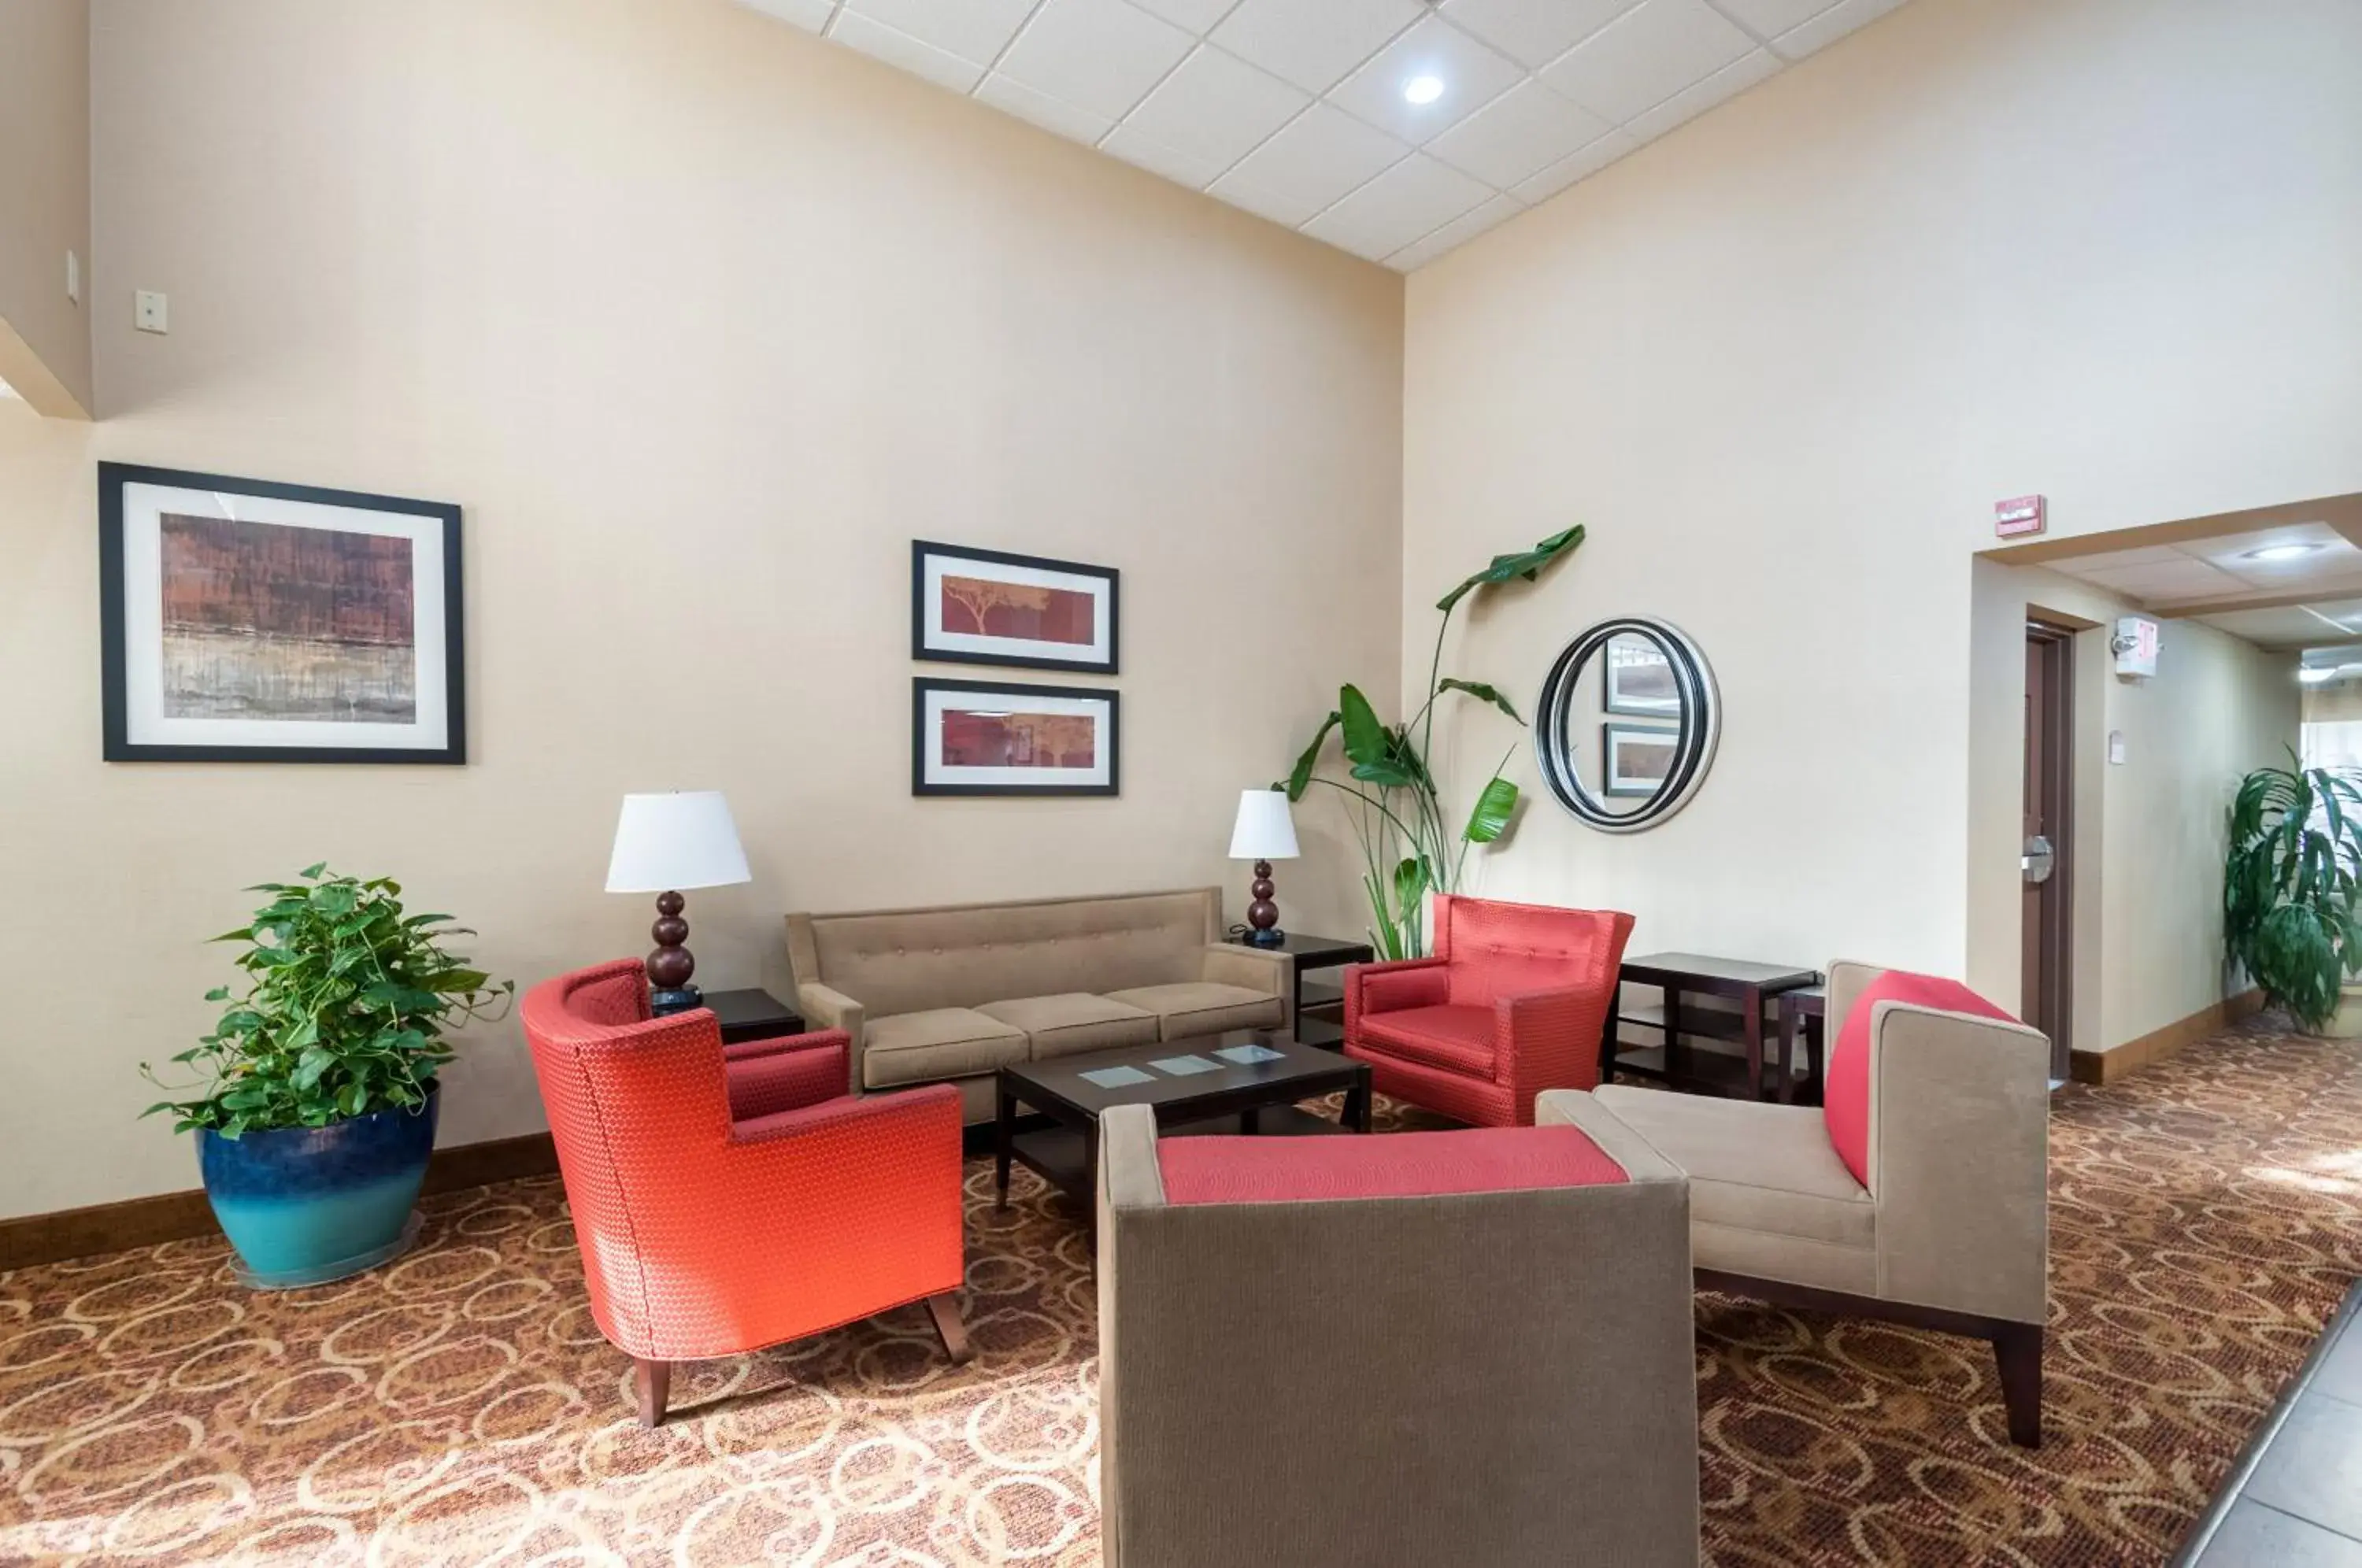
[2224,754,2362,1030]
[1280,525,1584,959]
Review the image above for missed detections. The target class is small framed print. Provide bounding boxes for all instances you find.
[1603,723,1679,798]
[1602,630,1680,717]
[99,463,465,764]
[912,540,1118,675]
[913,678,1118,797]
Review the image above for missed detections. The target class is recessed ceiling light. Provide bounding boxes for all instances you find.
[2301,667,2338,683]
[2244,542,2325,562]
[1404,75,1445,105]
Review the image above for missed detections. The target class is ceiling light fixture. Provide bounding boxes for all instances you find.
[2300,667,2338,684]
[2244,542,2326,562]
[1403,75,1445,105]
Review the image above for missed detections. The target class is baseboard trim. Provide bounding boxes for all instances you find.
[0,1131,561,1273]
[2071,989,2264,1085]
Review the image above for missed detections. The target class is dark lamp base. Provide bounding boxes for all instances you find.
[1246,927,1287,949]
[650,983,704,1017]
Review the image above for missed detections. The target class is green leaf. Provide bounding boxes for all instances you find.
[1281,715,1341,803]
[1464,776,1520,844]
[203,986,231,1002]
[1438,679,1523,725]
[209,927,255,945]
[300,862,328,879]
[1435,524,1586,614]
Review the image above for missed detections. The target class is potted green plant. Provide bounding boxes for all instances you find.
[1280,525,1584,958]
[143,865,512,1287]
[2223,756,2362,1034]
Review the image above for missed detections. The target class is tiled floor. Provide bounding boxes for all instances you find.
[2179,1280,2362,1566]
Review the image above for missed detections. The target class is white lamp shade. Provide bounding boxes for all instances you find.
[605,792,752,893]
[1228,788,1301,860]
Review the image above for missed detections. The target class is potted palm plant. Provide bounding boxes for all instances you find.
[143,865,511,1287]
[2223,756,2362,1034]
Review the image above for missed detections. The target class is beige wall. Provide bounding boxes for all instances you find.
[1403,0,2358,1005]
[0,0,1402,1219]
[0,0,93,417]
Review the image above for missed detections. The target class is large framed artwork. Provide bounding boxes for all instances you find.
[98,463,465,764]
[1602,629,1680,717]
[913,678,1118,797]
[1602,723,1679,798]
[911,541,1118,675]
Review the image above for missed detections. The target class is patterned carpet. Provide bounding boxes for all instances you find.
[3,1022,2359,1566]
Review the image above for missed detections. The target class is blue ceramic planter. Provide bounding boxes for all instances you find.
[198,1088,439,1289]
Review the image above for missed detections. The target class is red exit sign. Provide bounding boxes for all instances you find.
[1995,494,2047,538]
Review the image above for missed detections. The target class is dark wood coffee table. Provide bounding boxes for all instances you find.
[994,1030,1371,1209]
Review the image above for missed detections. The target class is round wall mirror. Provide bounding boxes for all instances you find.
[1535,617,1720,833]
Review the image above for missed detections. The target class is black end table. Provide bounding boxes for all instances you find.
[702,988,806,1048]
[995,1030,1371,1210]
[1774,984,1827,1105]
[1609,953,1820,1100]
[1233,932,1375,1048]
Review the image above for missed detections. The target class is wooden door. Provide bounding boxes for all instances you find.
[2023,623,2075,1079]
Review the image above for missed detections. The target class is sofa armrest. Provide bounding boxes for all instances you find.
[1494,983,1616,1103]
[797,981,866,1062]
[1199,942,1288,997]
[1345,956,1449,1025]
[1099,1103,1168,1215]
[1537,1091,1686,1189]
[1870,1002,2051,1323]
[724,1031,851,1120]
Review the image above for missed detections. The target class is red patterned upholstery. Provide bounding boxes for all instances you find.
[520,960,964,1365]
[1159,1124,1630,1204]
[1344,895,1636,1127]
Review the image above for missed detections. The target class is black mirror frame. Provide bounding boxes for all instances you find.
[1535,616,1720,833]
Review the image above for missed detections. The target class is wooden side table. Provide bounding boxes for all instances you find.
[1774,985,1827,1105]
[702,987,806,1048]
[1608,952,1821,1100]
[1231,933,1374,1048]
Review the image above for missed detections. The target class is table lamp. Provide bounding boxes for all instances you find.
[605,790,751,1015]
[1228,787,1300,949]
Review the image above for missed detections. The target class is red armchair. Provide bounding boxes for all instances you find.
[1344,894,1635,1127]
[521,959,970,1426]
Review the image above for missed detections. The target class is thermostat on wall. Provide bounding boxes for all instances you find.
[2112,617,2160,679]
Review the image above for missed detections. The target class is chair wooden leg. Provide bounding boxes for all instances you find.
[927,1292,974,1366]
[1994,1323,2043,1448]
[635,1358,671,1428]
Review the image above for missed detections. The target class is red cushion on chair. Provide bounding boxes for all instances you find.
[1159,1125,1628,1205]
[1357,1004,1496,1076]
[1826,971,2018,1186]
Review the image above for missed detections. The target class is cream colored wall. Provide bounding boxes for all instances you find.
[1403,0,2358,997]
[0,0,1403,1219]
[0,0,93,417]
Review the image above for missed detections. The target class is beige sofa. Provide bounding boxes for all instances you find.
[786,888,1287,1122]
[1096,1092,1699,1566]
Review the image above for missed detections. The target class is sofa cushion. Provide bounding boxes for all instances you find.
[1357,1004,1496,1078]
[1827,971,2018,1186]
[861,1008,1028,1089]
[977,993,1159,1060]
[1102,981,1283,1040]
[1592,1085,1874,1250]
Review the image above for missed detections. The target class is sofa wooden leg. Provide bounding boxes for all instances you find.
[927,1292,974,1365]
[1994,1323,2043,1448]
[635,1358,671,1428]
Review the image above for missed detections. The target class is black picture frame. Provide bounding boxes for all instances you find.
[910,539,1120,675]
[98,461,467,764]
[1601,627,1681,718]
[912,676,1120,797]
[1601,722,1680,797]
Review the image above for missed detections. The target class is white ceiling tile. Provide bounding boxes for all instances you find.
[1386,194,1524,270]
[1203,171,1326,227]
[1540,0,1755,124]
[1128,0,1240,31]
[827,9,986,91]
[1427,80,1612,188]
[998,0,1196,121]
[1622,47,1778,142]
[1511,127,1637,202]
[1101,124,1233,187]
[1709,0,1838,39]
[2075,559,2249,600]
[975,72,1116,142]
[1327,17,1527,146]
[1435,0,1642,71]
[1769,0,1905,60]
[742,0,837,31]
[841,0,1032,65]
[1209,0,1426,96]
[1214,101,1409,223]
[1301,153,1491,260]
[1120,46,1309,171]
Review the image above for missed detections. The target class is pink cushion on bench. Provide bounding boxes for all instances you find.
[1825,971,2018,1186]
[1158,1125,1628,1206]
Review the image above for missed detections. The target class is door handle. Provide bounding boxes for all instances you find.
[2022,834,2055,885]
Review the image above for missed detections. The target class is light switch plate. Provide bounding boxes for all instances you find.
[135,290,168,334]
